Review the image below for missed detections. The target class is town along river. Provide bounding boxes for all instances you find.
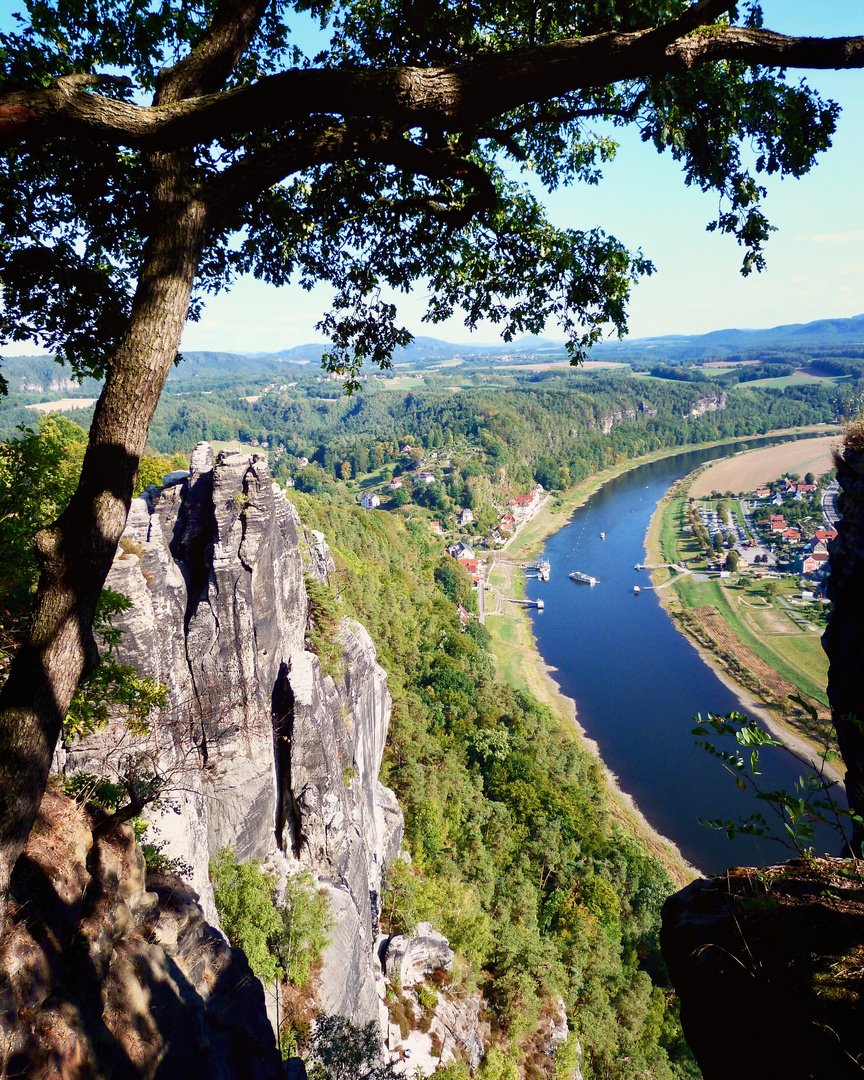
[522,437,845,874]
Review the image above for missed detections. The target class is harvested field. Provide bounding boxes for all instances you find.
[689,434,840,496]
[690,604,818,707]
[493,360,621,371]
[25,397,97,413]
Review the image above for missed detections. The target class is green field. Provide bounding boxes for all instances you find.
[741,373,845,389]
[655,490,829,704]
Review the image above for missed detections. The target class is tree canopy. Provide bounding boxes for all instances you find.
[1,0,863,916]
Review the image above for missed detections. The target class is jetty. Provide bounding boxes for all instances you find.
[506,597,545,610]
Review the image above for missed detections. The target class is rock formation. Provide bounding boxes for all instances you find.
[0,792,281,1080]
[57,444,403,1028]
[661,857,864,1080]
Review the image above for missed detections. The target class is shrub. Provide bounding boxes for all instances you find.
[211,848,332,987]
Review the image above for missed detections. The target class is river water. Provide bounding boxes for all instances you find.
[522,437,845,874]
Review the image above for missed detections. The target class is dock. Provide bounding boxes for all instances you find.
[505,597,545,610]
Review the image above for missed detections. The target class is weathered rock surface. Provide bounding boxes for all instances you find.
[381,922,454,986]
[661,857,864,1080]
[58,444,403,1027]
[0,793,281,1080]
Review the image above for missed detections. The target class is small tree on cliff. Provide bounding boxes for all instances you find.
[2,0,864,911]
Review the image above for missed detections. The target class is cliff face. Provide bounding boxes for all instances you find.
[58,443,403,1027]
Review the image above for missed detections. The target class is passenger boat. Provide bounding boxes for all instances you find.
[569,570,597,586]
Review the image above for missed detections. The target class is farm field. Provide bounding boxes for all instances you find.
[25,397,98,413]
[740,372,847,389]
[688,432,840,496]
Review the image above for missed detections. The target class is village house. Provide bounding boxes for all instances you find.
[457,557,480,583]
[459,508,475,526]
[498,512,516,534]
[360,492,381,510]
[416,471,436,484]
[780,528,802,541]
[388,476,404,489]
[754,487,770,499]
[449,541,475,561]
[769,515,787,533]
[508,489,540,517]
[811,529,838,546]
[430,521,444,537]
[800,551,830,575]
[456,604,471,626]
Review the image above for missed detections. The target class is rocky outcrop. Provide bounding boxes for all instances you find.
[687,393,727,418]
[599,407,637,435]
[381,923,454,986]
[0,793,280,1080]
[58,444,403,1028]
[660,857,864,1080]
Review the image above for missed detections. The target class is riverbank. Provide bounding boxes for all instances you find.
[644,471,843,788]
[485,554,701,889]
[502,423,839,563]
[483,424,842,886]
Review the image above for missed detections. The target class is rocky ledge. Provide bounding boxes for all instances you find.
[56,443,403,1027]
[661,856,864,1080]
[0,793,281,1080]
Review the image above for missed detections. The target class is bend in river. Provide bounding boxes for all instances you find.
[523,436,844,874]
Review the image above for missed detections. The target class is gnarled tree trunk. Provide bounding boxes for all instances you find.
[0,152,207,912]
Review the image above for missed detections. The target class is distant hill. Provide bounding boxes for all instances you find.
[6,314,864,392]
[593,313,864,363]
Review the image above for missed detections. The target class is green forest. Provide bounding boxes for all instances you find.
[291,489,698,1079]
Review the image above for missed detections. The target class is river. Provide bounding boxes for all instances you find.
[522,437,845,874]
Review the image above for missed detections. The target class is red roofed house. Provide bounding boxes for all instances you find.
[430,520,444,537]
[755,488,770,499]
[813,529,838,543]
[457,557,480,583]
[802,551,829,575]
[796,483,817,493]
[508,490,540,517]
[781,528,802,541]
[769,515,787,533]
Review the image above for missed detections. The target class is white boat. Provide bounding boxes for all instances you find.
[633,585,641,596]
[569,570,597,586]
[600,531,606,540]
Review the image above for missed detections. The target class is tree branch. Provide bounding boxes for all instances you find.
[2,25,863,152]
[155,0,270,104]
[207,124,498,228]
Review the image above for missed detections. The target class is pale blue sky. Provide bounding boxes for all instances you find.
[1,1,862,353]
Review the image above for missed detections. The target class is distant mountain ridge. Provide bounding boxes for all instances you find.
[591,313,864,362]
[5,315,864,391]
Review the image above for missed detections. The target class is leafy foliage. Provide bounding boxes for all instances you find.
[0,2,848,387]
[692,700,863,851]
[291,491,698,1078]
[308,1016,397,1080]
[64,588,167,740]
[211,847,332,988]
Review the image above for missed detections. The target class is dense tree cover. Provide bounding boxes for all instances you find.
[290,489,698,1078]
[136,371,839,524]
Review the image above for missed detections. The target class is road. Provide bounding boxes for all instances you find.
[822,479,840,527]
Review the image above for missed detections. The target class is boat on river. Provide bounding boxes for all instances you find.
[569,570,597,585]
